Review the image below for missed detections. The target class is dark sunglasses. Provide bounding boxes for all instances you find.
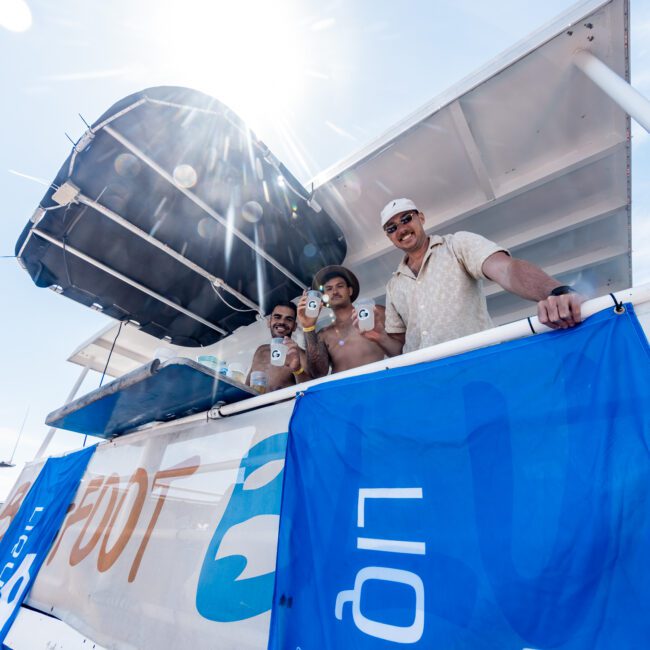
[384,211,416,235]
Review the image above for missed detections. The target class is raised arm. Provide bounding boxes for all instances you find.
[482,251,586,329]
[297,292,330,378]
[302,330,330,378]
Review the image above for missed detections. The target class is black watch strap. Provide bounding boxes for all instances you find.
[549,285,576,297]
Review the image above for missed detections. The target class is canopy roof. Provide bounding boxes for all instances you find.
[15,87,346,346]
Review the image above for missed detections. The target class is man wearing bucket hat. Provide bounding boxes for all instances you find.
[297,265,386,377]
[360,198,585,355]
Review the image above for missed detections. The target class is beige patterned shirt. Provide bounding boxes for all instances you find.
[385,233,508,353]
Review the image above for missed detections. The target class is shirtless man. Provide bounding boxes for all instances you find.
[298,265,385,378]
[247,301,311,391]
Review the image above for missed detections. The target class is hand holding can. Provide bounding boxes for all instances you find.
[305,290,323,318]
[270,337,288,366]
[355,299,375,332]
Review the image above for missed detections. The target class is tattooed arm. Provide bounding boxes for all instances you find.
[297,292,330,378]
[303,329,330,378]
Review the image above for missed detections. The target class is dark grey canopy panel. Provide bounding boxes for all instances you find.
[15,86,346,346]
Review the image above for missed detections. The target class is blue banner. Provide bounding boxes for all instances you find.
[270,306,650,649]
[0,445,95,640]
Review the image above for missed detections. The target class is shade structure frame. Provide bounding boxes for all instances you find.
[15,86,347,346]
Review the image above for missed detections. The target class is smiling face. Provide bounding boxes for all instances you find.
[383,210,428,254]
[323,276,353,309]
[268,304,297,339]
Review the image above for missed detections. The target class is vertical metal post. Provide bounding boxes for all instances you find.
[33,365,90,460]
[574,49,650,133]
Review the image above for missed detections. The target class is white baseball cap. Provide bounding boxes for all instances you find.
[380,198,418,227]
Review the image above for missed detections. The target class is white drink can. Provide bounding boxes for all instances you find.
[356,299,375,332]
[270,337,288,367]
[305,290,323,318]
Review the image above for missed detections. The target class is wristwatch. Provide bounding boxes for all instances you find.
[549,285,576,297]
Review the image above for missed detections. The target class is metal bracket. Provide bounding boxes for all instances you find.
[208,401,227,419]
[75,129,95,153]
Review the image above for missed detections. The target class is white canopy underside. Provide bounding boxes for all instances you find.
[71,0,633,377]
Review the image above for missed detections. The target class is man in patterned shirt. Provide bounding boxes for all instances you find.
[359,198,586,356]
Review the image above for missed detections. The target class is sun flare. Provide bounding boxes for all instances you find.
[0,0,32,32]
[153,0,307,133]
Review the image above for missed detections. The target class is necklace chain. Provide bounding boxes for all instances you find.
[334,323,352,347]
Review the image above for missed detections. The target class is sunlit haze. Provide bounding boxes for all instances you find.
[149,1,308,131]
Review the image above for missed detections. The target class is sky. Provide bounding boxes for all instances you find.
[1,0,649,500]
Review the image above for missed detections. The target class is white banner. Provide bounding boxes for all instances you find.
[0,463,45,541]
[15,401,294,650]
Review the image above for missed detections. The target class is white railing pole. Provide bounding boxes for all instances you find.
[574,49,650,133]
[217,284,650,417]
[34,364,90,460]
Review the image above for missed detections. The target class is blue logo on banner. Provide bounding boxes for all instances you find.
[196,432,287,622]
[270,306,650,649]
[0,445,95,641]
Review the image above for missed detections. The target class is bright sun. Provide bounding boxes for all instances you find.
[152,0,307,133]
[0,0,32,32]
